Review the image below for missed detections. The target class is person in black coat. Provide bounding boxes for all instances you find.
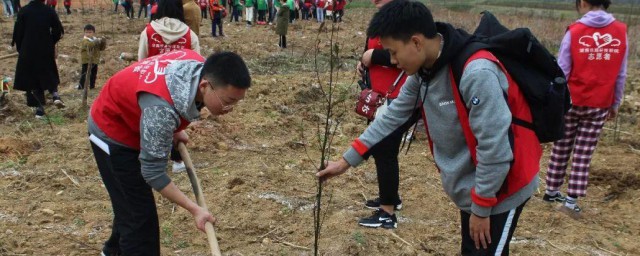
[12,0,65,118]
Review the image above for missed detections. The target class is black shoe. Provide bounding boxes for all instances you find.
[34,107,45,119]
[364,197,402,210]
[543,192,566,203]
[53,96,65,108]
[358,209,397,229]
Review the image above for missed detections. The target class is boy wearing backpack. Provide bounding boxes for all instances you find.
[317,1,541,254]
[544,0,628,220]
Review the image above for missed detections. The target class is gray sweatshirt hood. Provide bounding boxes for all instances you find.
[579,10,615,28]
[165,60,203,122]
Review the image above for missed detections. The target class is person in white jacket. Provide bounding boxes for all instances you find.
[138,0,200,61]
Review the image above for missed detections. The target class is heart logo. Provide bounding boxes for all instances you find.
[591,32,621,49]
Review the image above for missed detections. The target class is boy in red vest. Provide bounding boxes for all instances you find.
[317,1,540,254]
[544,0,628,220]
[89,50,251,255]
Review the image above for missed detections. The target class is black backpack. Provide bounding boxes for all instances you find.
[451,11,571,143]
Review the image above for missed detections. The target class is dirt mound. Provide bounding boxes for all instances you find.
[591,168,640,199]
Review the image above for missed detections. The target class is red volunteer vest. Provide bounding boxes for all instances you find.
[367,37,407,99]
[146,24,192,57]
[568,21,627,108]
[421,50,541,208]
[90,50,205,150]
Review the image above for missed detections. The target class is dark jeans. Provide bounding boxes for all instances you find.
[230,6,239,22]
[289,9,295,23]
[211,16,223,36]
[64,5,70,14]
[267,6,274,22]
[113,2,118,12]
[79,63,98,89]
[460,199,528,256]
[279,35,286,48]
[257,9,265,22]
[201,8,207,19]
[137,3,147,18]
[124,4,133,18]
[91,141,160,255]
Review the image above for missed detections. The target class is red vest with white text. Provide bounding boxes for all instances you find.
[568,21,626,108]
[146,24,192,57]
[90,50,205,149]
[367,37,407,99]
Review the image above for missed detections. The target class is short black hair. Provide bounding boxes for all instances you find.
[366,0,437,42]
[84,24,96,32]
[201,52,252,89]
[153,0,185,22]
[576,0,611,10]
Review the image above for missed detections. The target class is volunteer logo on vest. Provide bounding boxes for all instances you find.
[577,32,622,61]
[132,51,188,84]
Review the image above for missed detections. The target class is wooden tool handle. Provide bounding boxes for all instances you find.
[178,143,222,256]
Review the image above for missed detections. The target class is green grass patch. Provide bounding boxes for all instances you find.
[352,231,366,246]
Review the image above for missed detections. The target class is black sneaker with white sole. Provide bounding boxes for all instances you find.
[364,197,402,210]
[34,107,45,119]
[543,192,566,203]
[53,96,65,108]
[358,209,397,229]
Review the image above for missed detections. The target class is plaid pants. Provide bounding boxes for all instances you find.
[546,105,609,197]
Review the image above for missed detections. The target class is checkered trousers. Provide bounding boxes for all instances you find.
[546,105,610,197]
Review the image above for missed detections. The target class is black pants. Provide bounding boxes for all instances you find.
[460,199,528,256]
[25,89,45,108]
[367,104,419,206]
[91,141,160,255]
[138,3,147,18]
[279,35,286,48]
[212,16,223,36]
[230,6,239,22]
[79,63,98,89]
[170,144,182,162]
[125,4,133,18]
[257,9,266,22]
[64,5,70,14]
[289,9,295,23]
[201,8,207,19]
[267,6,274,22]
[333,9,342,22]
[113,2,118,12]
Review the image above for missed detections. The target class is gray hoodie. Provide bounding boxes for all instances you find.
[343,59,537,217]
[89,60,203,191]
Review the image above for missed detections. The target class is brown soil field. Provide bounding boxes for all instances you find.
[1,3,640,255]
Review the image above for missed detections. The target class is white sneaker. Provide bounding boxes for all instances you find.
[172,161,186,173]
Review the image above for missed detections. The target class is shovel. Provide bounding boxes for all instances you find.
[177,142,222,256]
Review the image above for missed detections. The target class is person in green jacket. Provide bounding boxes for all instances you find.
[256,0,267,24]
[229,0,240,22]
[275,0,289,48]
[286,0,294,23]
[245,0,254,25]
